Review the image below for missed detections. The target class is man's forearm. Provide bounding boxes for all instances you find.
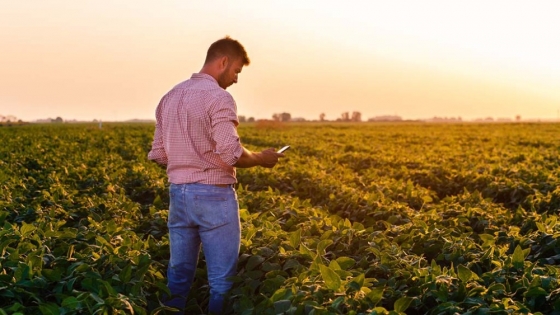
[234,147,264,168]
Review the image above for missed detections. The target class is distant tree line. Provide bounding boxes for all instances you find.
[0,115,26,126]
[336,111,362,122]
[238,116,255,123]
[240,111,520,123]
[272,112,292,122]
[238,111,369,123]
[0,115,21,123]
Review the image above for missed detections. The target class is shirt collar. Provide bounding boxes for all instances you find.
[191,73,218,84]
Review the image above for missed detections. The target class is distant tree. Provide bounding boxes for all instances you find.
[272,113,291,122]
[248,117,255,123]
[351,111,362,122]
[516,115,521,122]
[280,112,291,122]
[238,115,246,123]
[319,113,325,122]
[340,112,350,122]
[52,117,63,123]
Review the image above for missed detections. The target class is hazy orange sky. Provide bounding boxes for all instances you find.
[1,1,559,121]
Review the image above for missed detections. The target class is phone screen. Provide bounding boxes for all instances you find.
[277,145,290,153]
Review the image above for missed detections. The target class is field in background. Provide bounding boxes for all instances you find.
[1,122,560,314]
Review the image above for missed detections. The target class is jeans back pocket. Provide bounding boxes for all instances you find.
[192,193,231,230]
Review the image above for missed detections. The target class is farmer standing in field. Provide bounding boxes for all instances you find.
[147,36,284,314]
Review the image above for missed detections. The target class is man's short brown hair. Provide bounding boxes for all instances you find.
[205,36,250,66]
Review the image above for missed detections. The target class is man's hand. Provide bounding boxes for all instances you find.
[234,147,285,168]
[258,148,284,168]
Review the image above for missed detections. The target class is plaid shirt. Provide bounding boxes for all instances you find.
[148,73,244,185]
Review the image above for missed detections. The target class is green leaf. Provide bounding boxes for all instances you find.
[481,246,494,260]
[336,256,356,270]
[422,195,433,203]
[38,303,59,315]
[289,229,301,249]
[512,245,525,269]
[350,273,365,289]
[153,195,163,208]
[96,235,114,251]
[89,293,105,304]
[394,297,413,313]
[329,260,341,270]
[271,288,290,302]
[62,296,80,308]
[282,259,301,271]
[239,208,249,222]
[42,269,62,282]
[0,239,17,256]
[106,220,117,234]
[467,285,486,296]
[488,283,506,294]
[352,222,365,231]
[100,279,117,296]
[244,226,257,242]
[535,222,546,233]
[370,306,389,314]
[316,239,333,255]
[0,211,7,226]
[299,243,313,258]
[368,287,384,305]
[525,286,548,297]
[430,259,441,275]
[20,222,35,237]
[319,264,341,291]
[119,264,132,283]
[457,265,473,282]
[273,300,291,314]
[5,302,24,313]
[478,234,495,248]
[59,228,78,239]
[246,255,264,271]
[331,296,345,309]
[413,219,428,231]
[14,263,30,282]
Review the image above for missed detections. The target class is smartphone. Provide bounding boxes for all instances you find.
[277,145,290,153]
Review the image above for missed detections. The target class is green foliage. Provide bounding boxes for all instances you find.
[2,122,560,314]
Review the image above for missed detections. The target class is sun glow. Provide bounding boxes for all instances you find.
[1,1,559,121]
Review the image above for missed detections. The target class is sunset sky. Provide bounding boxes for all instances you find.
[1,1,559,122]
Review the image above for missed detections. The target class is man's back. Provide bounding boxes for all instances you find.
[148,73,243,185]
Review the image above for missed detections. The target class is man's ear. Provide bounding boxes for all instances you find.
[219,56,229,70]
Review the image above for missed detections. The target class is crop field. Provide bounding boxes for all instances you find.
[1,122,560,315]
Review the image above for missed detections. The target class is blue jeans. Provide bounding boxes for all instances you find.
[165,183,240,314]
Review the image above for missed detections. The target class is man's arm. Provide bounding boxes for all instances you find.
[234,147,283,168]
[210,95,283,168]
[147,99,169,166]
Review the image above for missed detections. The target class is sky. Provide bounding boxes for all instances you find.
[1,1,559,122]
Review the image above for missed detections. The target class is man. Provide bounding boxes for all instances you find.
[148,36,283,314]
